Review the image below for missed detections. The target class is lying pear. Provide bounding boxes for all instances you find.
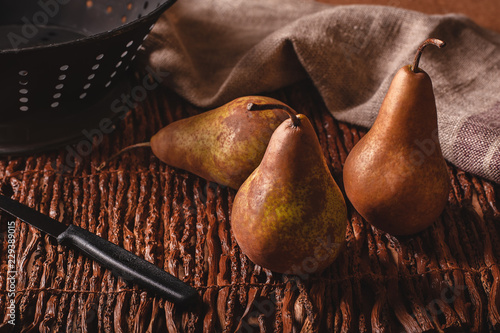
[99,96,290,190]
[231,103,347,275]
[343,38,450,236]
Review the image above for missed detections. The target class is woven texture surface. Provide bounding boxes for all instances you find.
[1,80,500,332]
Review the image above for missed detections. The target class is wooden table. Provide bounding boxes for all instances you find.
[1,1,500,332]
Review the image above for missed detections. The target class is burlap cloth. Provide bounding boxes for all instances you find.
[143,0,500,183]
[1,1,500,332]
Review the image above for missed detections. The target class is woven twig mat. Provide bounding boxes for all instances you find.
[0,79,499,332]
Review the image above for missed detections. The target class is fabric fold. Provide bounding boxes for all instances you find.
[141,0,500,183]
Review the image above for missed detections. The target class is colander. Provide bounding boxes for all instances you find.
[0,0,177,154]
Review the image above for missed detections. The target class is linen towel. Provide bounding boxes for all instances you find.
[141,0,500,183]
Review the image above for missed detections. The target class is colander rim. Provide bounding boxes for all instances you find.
[0,0,176,55]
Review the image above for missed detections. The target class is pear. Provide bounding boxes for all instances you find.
[343,38,450,236]
[99,96,290,190]
[231,103,347,275]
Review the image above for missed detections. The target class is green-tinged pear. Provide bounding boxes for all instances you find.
[343,38,450,236]
[231,103,347,274]
[99,96,290,190]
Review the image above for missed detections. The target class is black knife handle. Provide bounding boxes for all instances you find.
[57,224,198,307]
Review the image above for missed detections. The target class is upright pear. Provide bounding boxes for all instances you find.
[343,38,450,236]
[231,103,347,275]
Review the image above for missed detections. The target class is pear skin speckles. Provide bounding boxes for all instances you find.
[150,96,289,189]
[231,114,347,274]
[343,62,450,236]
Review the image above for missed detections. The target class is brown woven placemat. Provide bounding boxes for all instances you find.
[0,78,499,332]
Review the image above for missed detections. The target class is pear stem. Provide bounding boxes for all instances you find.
[247,103,300,127]
[96,142,151,171]
[411,38,446,73]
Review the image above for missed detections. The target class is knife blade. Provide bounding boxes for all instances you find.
[0,194,197,307]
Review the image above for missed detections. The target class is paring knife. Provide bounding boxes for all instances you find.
[0,194,198,307]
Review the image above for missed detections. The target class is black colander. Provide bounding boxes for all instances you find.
[0,0,176,154]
